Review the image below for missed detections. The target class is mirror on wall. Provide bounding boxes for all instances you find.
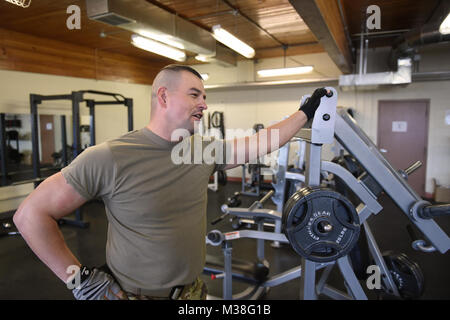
[1,113,73,186]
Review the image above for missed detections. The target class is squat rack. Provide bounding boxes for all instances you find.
[29,90,133,228]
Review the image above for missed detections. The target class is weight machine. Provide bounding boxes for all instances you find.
[204,87,450,300]
[29,90,133,228]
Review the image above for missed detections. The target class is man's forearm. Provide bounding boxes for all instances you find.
[260,110,308,156]
[14,207,80,283]
[226,110,307,168]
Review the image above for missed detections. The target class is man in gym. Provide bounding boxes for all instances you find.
[13,64,329,300]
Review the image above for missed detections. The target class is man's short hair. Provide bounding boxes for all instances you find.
[160,64,203,80]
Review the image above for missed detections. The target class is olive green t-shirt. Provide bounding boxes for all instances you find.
[61,127,225,290]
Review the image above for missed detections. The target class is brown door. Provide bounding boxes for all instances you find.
[39,115,55,165]
[377,100,429,197]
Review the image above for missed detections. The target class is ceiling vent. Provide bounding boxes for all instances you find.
[92,12,135,26]
[86,0,216,56]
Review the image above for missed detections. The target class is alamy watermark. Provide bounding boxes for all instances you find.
[366,5,381,31]
[66,4,81,30]
[169,126,279,170]
[66,265,81,290]
[366,265,381,290]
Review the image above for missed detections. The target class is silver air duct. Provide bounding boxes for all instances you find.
[339,58,412,89]
[86,0,216,56]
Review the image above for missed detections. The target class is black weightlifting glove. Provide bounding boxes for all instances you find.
[299,87,329,120]
[72,266,127,300]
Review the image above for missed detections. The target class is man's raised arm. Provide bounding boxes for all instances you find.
[223,88,329,170]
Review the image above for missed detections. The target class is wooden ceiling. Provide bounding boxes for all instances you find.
[0,0,321,61]
[0,0,447,84]
[340,0,443,48]
[149,0,320,56]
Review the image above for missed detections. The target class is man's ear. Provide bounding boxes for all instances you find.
[157,87,168,108]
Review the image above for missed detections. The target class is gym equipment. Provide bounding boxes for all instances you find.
[205,190,290,300]
[205,189,347,300]
[30,90,133,168]
[283,187,361,263]
[240,124,275,197]
[28,90,133,228]
[380,251,425,299]
[208,111,225,139]
[0,114,8,186]
[289,87,449,299]
[0,218,20,237]
[201,111,227,192]
[5,130,21,163]
[270,138,309,247]
[206,86,450,300]
[226,192,242,208]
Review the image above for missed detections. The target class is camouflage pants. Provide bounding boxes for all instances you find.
[125,277,207,300]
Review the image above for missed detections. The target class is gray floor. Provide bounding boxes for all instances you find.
[1,182,449,300]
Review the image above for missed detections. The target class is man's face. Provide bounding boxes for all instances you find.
[165,71,207,134]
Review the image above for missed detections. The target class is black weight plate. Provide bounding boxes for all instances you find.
[395,253,425,298]
[283,187,360,263]
[382,251,425,299]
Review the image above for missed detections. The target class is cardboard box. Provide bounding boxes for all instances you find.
[433,178,450,203]
[435,186,450,203]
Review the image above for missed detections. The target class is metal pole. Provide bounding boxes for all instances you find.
[86,100,95,146]
[300,259,317,300]
[61,115,68,167]
[30,94,41,180]
[305,143,322,187]
[71,92,82,158]
[359,32,364,75]
[223,241,233,300]
[126,98,133,131]
[363,38,369,74]
[0,113,8,186]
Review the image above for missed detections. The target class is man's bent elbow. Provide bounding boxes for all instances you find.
[13,202,30,231]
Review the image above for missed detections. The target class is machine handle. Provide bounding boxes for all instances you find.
[211,212,229,225]
[259,190,275,205]
[419,204,450,219]
[406,224,436,253]
[398,161,422,180]
[248,190,274,211]
[404,161,422,176]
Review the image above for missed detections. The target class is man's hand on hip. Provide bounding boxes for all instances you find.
[72,266,127,300]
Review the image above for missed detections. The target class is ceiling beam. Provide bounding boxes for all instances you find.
[255,42,324,60]
[289,0,353,74]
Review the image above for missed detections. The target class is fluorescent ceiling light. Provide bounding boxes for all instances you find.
[439,12,450,35]
[4,0,31,8]
[200,73,209,81]
[195,54,214,62]
[138,30,185,50]
[257,66,314,77]
[131,34,186,62]
[212,25,255,59]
